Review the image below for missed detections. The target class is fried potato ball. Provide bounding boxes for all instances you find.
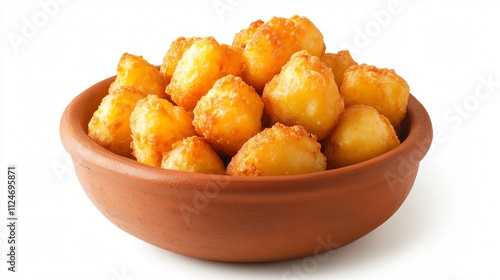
[160,37,200,85]
[130,95,196,167]
[262,50,344,140]
[109,53,167,99]
[232,17,301,92]
[165,37,244,111]
[193,75,264,157]
[161,136,225,174]
[321,50,358,88]
[323,105,400,169]
[88,86,146,157]
[340,64,409,130]
[233,15,325,92]
[289,15,326,57]
[226,123,327,176]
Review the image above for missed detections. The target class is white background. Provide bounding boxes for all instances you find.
[1,0,500,279]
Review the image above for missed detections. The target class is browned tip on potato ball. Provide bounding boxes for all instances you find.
[226,123,327,176]
[340,63,410,131]
[262,50,344,140]
[88,86,146,157]
[193,74,264,157]
[165,37,244,111]
[323,104,400,169]
[130,95,196,167]
[109,53,167,99]
[161,136,225,174]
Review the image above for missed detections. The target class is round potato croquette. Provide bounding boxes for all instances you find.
[160,37,200,85]
[88,86,146,157]
[161,136,225,174]
[165,37,244,111]
[321,50,358,88]
[193,75,264,157]
[289,15,325,57]
[340,64,410,131]
[233,17,302,93]
[262,50,344,140]
[233,16,325,93]
[130,95,196,167]
[109,53,167,99]
[323,105,400,169]
[226,123,327,176]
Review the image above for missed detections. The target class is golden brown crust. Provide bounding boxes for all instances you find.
[340,63,410,131]
[323,104,400,169]
[130,95,196,167]
[320,50,358,88]
[226,123,326,176]
[161,136,225,174]
[88,86,146,157]
[262,50,344,140]
[232,19,264,49]
[109,53,167,99]
[160,37,201,85]
[219,44,244,78]
[193,75,263,157]
[233,15,325,93]
[165,37,244,111]
[289,15,325,57]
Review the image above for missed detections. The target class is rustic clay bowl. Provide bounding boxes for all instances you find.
[60,75,433,262]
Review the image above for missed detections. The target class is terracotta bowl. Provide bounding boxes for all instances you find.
[60,75,433,263]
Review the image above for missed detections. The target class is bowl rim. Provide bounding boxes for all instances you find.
[60,74,433,194]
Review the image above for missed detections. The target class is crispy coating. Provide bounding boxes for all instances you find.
[233,16,325,92]
[161,136,225,174]
[226,123,327,176]
[289,15,326,57]
[323,105,400,169]
[340,64,409,130]
[321,50,358,88]
[160,37,200,85]
[232,19,264,49]
[130,95,196,167]
[220,44,244,75]
[88,86,146,157]
[165,37,244,111]
[193,75,264,157]
[262,51,344,140]
[109,53,167,98]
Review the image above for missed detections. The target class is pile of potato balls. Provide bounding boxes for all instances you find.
[87,15,409,176]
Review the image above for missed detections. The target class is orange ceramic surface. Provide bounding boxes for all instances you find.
[60,75,432,262]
